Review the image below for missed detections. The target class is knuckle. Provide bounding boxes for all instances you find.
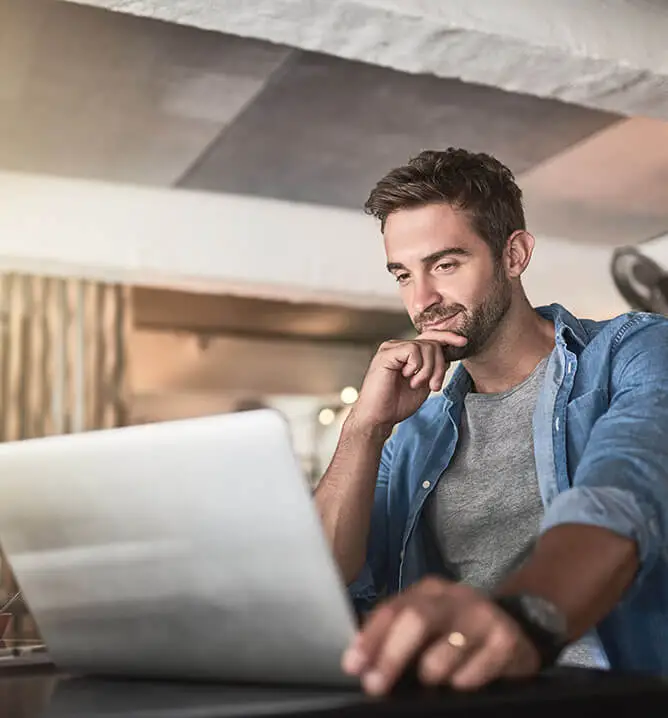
[474,599,497,619]
[472,605,499,631]
[488,623,519,656]
[395,596,434,629]
[456,599,497,628]
[400,604,428,628]
[374,603,398,624]
[421,654,448,683]
[451,581,479,601]
[420,576,447,595]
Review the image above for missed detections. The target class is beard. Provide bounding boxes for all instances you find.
[414,272,512,362]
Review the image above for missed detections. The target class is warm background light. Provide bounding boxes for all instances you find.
[340,386,359,405]
[318,408,336,426]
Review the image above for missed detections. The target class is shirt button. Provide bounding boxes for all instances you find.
[399,550,405,561]
[554,417,560,432]
[422,480,431,489]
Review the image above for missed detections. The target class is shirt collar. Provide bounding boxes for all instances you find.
[537,303,588,350]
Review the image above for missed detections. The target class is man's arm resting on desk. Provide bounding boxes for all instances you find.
[341,522,638,695]
[495,523,638,641]
[342,316,668,695]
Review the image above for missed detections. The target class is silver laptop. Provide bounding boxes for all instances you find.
[0,410,358,687]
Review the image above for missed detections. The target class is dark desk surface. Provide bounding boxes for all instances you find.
[2,660,668,718]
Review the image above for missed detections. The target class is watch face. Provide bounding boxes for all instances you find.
[519,595,568,638]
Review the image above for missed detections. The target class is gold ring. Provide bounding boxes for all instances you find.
[446,631,467,648]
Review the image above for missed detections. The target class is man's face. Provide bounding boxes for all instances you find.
[384,203,512,361]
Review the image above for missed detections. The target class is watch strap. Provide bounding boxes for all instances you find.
[493,595,566,670]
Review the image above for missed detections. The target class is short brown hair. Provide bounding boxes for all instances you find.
[364,148,525,259]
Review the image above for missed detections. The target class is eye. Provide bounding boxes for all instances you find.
[436,262,457,272]
[394,273,410,284]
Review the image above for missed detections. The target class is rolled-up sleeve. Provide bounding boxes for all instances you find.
[541,316,668,587]
[348,435,394,615]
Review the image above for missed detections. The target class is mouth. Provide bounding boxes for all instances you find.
[420,312,462,332]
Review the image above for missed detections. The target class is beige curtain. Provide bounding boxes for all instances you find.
[0,273,130,641]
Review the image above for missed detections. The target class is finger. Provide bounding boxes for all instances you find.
[409,345,435,389]
[428,344,448,392]
[418,330,468,346]
[342,602,401,677]
[392,344,423,378]
[418,632,476,685]
[449,625,518,691]
[363,607,431,696]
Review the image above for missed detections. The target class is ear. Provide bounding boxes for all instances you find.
[504,230,535,278]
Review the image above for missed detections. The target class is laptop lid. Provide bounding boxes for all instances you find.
[0,410,357,687]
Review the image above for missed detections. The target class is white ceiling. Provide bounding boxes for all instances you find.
[63,0,668,120]
[1,0,667,247]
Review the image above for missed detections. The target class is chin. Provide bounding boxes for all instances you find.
[441,344,471,362]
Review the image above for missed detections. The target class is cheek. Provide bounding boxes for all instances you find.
[398,285,416,315]
[432,274,474,309]
[445,266,494,310]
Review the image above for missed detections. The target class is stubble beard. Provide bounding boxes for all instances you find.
[415,272,512,362]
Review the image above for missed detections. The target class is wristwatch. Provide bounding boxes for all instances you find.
[493,594,569,670]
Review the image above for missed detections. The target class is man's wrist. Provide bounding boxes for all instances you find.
[343,413,393,444]
[493,594,569,670]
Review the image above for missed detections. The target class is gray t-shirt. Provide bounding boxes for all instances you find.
[425,358,604,667]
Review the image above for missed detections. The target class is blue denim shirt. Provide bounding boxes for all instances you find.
[349,304,668,675]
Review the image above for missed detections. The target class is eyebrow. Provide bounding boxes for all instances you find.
[386,247,471,273]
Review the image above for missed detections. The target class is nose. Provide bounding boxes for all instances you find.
[412,277,442,315]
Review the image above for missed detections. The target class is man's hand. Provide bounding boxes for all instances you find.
[342,577,540,694]
[348,331,468,435]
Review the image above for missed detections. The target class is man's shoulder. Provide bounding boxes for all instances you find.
[561,308,668,388]
[578,310,668,350]
[548,303,668,350]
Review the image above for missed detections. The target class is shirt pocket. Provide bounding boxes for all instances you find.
[566,388,609,474]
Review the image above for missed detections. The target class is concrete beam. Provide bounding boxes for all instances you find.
[0,171,397,310]
[65,0,668,119]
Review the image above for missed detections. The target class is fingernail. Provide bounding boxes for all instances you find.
[363,670,387,696]
[342,648,367,675]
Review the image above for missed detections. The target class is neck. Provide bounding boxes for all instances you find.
[462,292,555,394]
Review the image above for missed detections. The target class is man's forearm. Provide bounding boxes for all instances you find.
[495,524,638,640]
[314,416,390,585]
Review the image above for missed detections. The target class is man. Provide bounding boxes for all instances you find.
[314,148,668,695]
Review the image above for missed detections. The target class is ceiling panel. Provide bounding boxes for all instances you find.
[520,117,668,245]
[0,0,291,185]
[178,50,620,208]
